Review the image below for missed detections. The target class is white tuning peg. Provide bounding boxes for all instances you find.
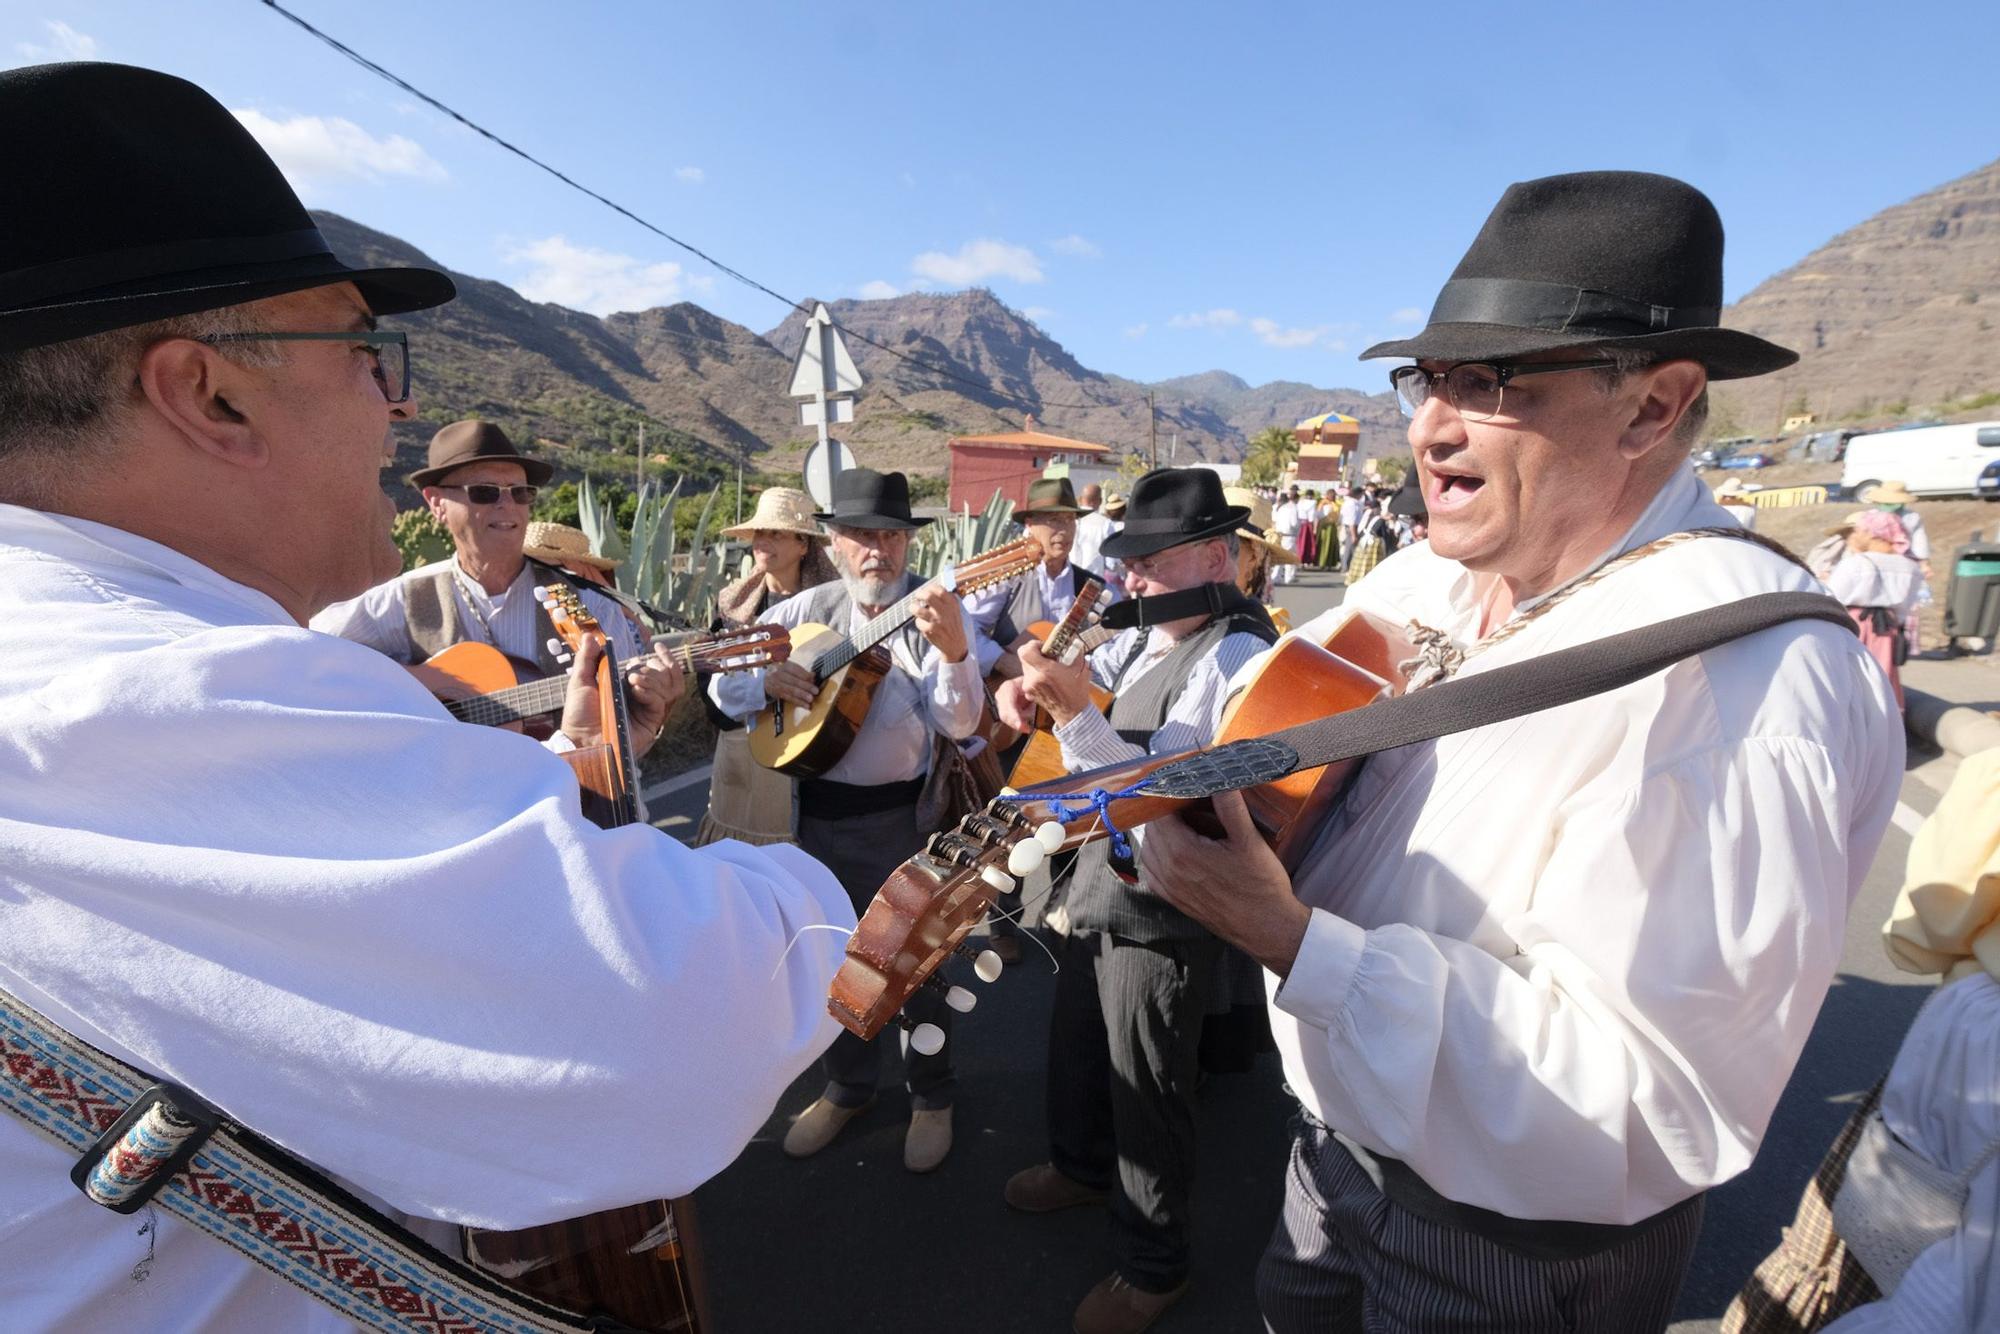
[1007,839,1047,877]
[980,865,1015,894]
[944,986,977,1013]
[546,637,564,657]
[973,950,1004,983]
[532,587,551,605]
[1035,821,1067,854]
[909,1023,946,1056]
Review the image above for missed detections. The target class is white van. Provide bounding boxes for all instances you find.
[1842,421,2000,500]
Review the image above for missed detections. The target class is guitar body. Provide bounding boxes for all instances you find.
[409,642,551,735]
[1004,683,1116,790]
[747,624,892,778]
[464,1199,706,1333]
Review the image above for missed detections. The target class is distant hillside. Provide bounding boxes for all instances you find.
[1713,156,2000,433]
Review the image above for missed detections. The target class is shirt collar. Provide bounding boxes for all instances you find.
[0,502,294,625]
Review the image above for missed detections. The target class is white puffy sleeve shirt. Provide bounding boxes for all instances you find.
[0,505,856,1331]
[1265,471,1906,1225]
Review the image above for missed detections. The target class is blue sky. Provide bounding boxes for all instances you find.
[8,1,1996,398]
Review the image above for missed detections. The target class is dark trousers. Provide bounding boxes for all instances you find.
[1047,929,1221,1293]
[798,804,956,1112]
[1256,1111,1704,1333]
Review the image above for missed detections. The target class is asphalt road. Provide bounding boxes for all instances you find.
[647,565,1951,1333]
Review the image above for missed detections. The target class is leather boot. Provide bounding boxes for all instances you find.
[1072,1274,1189,1334]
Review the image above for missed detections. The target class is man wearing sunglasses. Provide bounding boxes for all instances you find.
[1136,172,1906,1332]
[0,63,854,1329]
[312,418,665,747]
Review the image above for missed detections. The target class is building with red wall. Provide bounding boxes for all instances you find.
[947,425,1114,512]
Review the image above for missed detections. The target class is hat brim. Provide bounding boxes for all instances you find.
[720,520,828,540]
[409,454,555,489]
[525,547,620,571]
[1019,504,1088,517]
[813,511,932,531]
[0,253,457,354]
[1360,322,1798,382]
[1100,507,1251,561]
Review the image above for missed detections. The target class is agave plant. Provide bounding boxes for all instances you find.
[909,488,1016,576]
[573,472,745,630]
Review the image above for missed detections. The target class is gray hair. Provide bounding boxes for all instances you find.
[1592,347,1709,448]
[0,306,282,507]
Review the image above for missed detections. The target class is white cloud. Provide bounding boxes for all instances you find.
[503,235,689,315]
[1390,306,1425,326]
[1022,306,1055,323]
[1327,337,1350,354]
[1123,322,1149,339]
[1250,317,1334,349]
[899,171,918,189]
[232,109,447,186]
[15,19,96,61]
[910,238,1044,286]
[1167,308,1242,330]
[1049,234,1101,259]
[675,166,705,184]
[858,280,902,300]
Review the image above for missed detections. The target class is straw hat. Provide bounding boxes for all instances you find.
[721,486,827,540]
[1224,486,1300,566]
[1868,480,1917,506]
[1711,476,1750,500]
[1101,492,1128,518]
[523,521,619,571]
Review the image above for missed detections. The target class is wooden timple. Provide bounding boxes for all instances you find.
[828,607,1412,1042]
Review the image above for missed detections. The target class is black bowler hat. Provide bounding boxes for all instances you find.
[814,467,932,530]
[1100,468,1251,561]
[1362,171,1795,381]
[409,420,553,488]
[0,63,456,353]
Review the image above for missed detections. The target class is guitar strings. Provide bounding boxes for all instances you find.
[767,923,856,983]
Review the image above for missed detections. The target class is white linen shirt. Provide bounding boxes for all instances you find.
[1072,510,1117,576]
[708,580,984,786]
[1055,624,1270,774]
[1828,550,1925,622]
[312,556,647,666]
[1264,468,1905,1225]
[0,504,854,1332]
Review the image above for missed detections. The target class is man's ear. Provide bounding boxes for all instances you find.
[1617,360,1707,461]
[421,487,451,524]
[136,338,271,469]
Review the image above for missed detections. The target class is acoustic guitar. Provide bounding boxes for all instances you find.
[972,579,1107,755]
[411,622,791,732]
[458,584,710,1331]
[747,538,1044,778]
[826,606,1414,1045]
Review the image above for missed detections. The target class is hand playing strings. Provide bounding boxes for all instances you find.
[1138,789,1312,978]
[1016,641,1095,727]
[560,636,687,758]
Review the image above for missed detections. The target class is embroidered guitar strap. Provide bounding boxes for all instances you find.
[0,986,616,1334]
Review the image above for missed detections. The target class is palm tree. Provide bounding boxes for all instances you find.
[1242,425,1299,486]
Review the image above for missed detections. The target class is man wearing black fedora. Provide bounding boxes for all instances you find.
[993,467,1279,1334]
[0,63,857,1328]
[1134,173,1905,1331]
[313,417,665,735]
[710,465,988,1173]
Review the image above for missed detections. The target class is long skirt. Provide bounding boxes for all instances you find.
[693,727,798,846]
[1295,522,1317,565]
[1847,606,1906,710]
[1315,519,1339,568]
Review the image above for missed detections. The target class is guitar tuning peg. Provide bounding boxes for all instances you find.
[922,973,978,1013]
[979,865,1015,894]
[1035,821,1067,854]
[546,637,564,657]
[900,1017,946,1056]
[1006,839,1047,877]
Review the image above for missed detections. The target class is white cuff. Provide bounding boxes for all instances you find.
[543,730,578,755]
[1272,908,1368,1032]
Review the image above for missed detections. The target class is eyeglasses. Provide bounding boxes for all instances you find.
[1122,539,1220,581]
[197,331,412,403]
[1390,359,1614,422]
[434,483,539,507]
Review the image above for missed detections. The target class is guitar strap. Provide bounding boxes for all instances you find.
[1133,591,1858,801]
[0,986,622,1334]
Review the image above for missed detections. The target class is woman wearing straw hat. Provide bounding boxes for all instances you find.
[692,488,838,846]
[1225,485,1298,634]
[1825,510,1925,709]
[1712,476,1759,530]
[522,520,624,589]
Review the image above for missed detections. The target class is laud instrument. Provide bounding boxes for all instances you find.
[747,538,1044,778]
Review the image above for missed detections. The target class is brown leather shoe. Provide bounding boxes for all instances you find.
[1003,1162,1109,1213]
[1072,1274,1188,1334]
[781,1095,871,1159]
[989,932,1023,965]
[903,1106,953,1173]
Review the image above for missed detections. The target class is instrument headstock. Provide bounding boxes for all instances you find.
[937,537,1044,597]
[1043,577,1108,664]
[665,622,793,674]
[537,584,604,660]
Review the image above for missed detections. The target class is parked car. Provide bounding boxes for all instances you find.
[1978,459,2000,501]
[1718,452,1777,470]
[1798,429,1857,463]
[1842,420,2000,499]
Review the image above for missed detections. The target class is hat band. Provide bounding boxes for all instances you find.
[0,228,335,308]
[1118,515,1230,534]
[1428,277,1720,338]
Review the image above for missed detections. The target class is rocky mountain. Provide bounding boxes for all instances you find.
[1712,156,2000,433]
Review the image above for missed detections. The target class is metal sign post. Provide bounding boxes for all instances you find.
[788,303,863,495]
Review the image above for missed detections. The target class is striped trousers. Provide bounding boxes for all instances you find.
[1257,1111,1703,1333]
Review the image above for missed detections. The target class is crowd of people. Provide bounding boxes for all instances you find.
[0,58,1982,1334]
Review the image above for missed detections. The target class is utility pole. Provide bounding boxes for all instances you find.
[1147,389,1157,469]
[635,422,645,496]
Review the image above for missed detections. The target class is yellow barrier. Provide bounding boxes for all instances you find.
[1744,486,1827,509]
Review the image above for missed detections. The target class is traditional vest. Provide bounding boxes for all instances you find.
[791,574,934,787]
[403,556,591,676]
[1065,589,1276,943]
[992,561,1090,649]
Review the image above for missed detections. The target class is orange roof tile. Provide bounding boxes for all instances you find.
[947,429,1112,453]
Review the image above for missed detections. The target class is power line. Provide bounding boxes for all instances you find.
[257,0,1140,422]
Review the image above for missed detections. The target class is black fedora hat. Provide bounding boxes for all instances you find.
[814,467,931,530]
[409,420,553,488]
[0,63,455,353]
[1100,468,1251,561]
[1362,171,1795,381]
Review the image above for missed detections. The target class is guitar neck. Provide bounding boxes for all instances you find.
[814,580,937,680]
[442,633,774,726]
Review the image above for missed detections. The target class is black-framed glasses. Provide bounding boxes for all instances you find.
[197,331,411,404]
[1390,359,1614,422]
[434,483,539,507]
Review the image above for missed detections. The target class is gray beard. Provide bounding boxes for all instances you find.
[841,570,899,609]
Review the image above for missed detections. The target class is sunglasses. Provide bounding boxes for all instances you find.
[435,483,539,507]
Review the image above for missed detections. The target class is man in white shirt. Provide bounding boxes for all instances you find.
[992,468,1277,1334]
[314,419,649,701]
[1338,486,1363,570]
[1135,171,1905,1332]
[1270,488,1301,585]
[1072,480,1116,575]
[709,467,985,1173]
[0,63,854,1331]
